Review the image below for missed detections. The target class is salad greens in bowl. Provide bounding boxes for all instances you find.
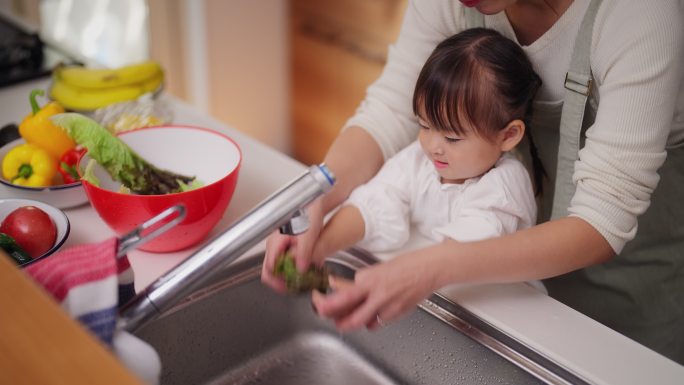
[53,113,242,252]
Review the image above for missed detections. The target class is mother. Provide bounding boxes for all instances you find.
[263,0,684,363]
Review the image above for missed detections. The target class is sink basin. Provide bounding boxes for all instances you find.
[135,249,587,385]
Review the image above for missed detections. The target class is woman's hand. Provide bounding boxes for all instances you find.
[312,252,439,331]
[263,126,385,293]
[261,198,326,293]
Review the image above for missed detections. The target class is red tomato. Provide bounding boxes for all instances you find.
[0,206,57,258]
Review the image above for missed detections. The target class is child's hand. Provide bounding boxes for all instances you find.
[312,253,438,331]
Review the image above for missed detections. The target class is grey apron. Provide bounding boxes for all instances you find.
[465,1,684,363]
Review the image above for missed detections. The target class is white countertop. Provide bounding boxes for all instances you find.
[0,78,305,290]
[1,79,682,384]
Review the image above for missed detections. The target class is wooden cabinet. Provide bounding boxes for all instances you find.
[290,0,407,164]
[0,252,143,385]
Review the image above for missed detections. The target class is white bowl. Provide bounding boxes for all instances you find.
[0,138,88,209]
[0,198,70,267]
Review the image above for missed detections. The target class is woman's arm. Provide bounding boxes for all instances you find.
[569,0,683,253]
[313,216,613,330]
[431,217,612,287]
[320,126,385,213]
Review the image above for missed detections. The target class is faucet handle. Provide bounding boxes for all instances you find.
[279,209,310,235]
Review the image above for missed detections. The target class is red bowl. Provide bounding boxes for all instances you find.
[78,125,241,252]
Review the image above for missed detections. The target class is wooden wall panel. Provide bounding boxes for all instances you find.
[290,0,407,164]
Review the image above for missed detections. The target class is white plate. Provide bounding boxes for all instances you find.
[0,138,88,209]
[0,197,70,266]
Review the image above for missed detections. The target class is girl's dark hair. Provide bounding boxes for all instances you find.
[412,27,545,194]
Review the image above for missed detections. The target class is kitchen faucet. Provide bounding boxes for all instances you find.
[278,209,310,236]
[118,164,335,332]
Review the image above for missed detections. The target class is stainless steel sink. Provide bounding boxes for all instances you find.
[135,249,587,385]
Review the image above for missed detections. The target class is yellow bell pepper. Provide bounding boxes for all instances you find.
[19,89,75,159]
[2,143,57,187]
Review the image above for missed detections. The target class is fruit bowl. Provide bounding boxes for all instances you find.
[0,137,89,209]
[0,198,70,267]
[78,125,242,252]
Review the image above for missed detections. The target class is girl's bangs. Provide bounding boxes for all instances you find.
[414,58,500,138]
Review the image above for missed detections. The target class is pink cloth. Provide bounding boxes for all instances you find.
[24,238,135,345]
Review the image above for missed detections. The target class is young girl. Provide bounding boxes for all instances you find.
[307,28,543,307]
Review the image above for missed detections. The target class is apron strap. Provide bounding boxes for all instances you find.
[551,0,603,219]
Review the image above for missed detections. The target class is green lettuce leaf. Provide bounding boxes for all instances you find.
[52,113,196,194]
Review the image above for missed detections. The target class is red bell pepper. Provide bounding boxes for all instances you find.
[58,146,86,184]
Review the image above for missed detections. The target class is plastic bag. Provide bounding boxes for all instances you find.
[92,93,173,133]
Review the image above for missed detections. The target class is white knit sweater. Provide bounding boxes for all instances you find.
[346,143,536,252]
[343,0,684,252]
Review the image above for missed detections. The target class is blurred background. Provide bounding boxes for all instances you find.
[0,0,407,164]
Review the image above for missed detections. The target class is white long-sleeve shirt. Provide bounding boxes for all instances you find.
[343,0,684,253]
[346,142,537,252]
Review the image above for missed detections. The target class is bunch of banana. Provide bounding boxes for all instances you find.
[50,60,164,111]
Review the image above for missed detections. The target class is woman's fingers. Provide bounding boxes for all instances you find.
[264,232,290,269]
[372,300,411,328]
[312,278,366,320]
[261,231,293,293]
[294,199,325,272]
[260,265,288,293]
[262,199,327,293]
[312,256,436,331]
[293,230,317,272]
[329,275,354,290]
[312,274,386,331]
[335,295,386,331]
